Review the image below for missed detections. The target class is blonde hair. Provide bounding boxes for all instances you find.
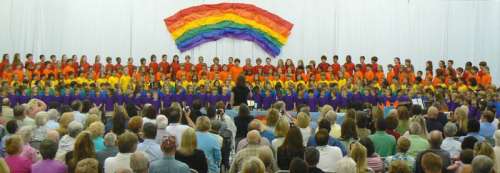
[75,158,99,173]
[84,114,100,128]
[296,112,310,128]
[178,128,197,155]
[17,126,33,144]
[454,106,468,133]
[88,108,101,118]
[87,122,105,138]
[195,116,211,132]
[274,118,290,138]
[319,105,333,121]
[35,111,48,126]
[266,108,280,127]
[350,142,368,173]
[388,160,411,173]
[474,141,495,161]
[5,135,23,155]
[241,157,265,173]
[58,112,75,136]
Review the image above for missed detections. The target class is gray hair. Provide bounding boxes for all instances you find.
[47,109,60,121]
[325,111,337,125]
[68,121,83,137]
[156,115,168,129]
[472,155,494,173]
[334,157,357,173]
[443,122,457,137]
[104,132,117,146]
[130,151,149,173]
[35,111,49,126]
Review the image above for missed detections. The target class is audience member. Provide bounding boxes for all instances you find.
[277,126,305,170]
[137,122,162,162]
[195,116,221,173]
[415,131,450,173]
[385,136,415,171]
[149,136,190,173]
[97,133,118,173]
[441,122,461,158]
[315,129,342,172]
[304,147,325,173]
[104,131,138,173]
[32,139,67,173]
[130,151,149,173]
[369,117,396,157]
[175,127,208,173]
[4,135,32,173]
[471,155,494,173]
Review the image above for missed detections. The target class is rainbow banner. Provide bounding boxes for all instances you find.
[164,3,293,57]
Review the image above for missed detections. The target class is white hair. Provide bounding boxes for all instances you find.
[35,111,49,126]
[156,115,168,129]
[47,109,60,121]
[334,157,357,173]
[68,121,83,137]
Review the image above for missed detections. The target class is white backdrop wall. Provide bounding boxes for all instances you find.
[0,0,499,84]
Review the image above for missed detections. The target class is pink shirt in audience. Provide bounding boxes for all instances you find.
[21,144,39,163]
[5,155,32,173]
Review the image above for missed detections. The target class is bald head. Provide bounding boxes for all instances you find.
[248,119,262,132]
[427,106,439,119]
[46,130,60,143]
[2,98,9,106]
[429,130,443,149]
[247,130,262,145]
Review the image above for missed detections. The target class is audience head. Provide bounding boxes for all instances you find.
[248,119,263,132]
[247,130,262,145]
[481,110,495,123]
[397,136,411,153]
[296,112,310,128]
[68,121,84,138]
[334,157,357,173]
[5,120,18,134]
[195,116,211,132]
[467,119,480,133]
[385,113,399,131]
[281,126,304,150]
[130,151,149,173]
[142,105,156,120]
[473,141,495,160]
[460,149,474,164]
[289,158,308,173]
[274,118,290,138]
[167,108,181,124]
[304,147,320,167]
[118,131,139,153]
[240,157,265,173]
[179,128,197,155]
[39,139,58,160]
[160,136,177,155]
[349,142,368,172]
[429,130,443,149]
[257,147,275,173]
[472,155,494,173]
[112,107,129,135]
[427,106,439,119]
[128,116,143,134]
[47,108,60,121]
[421,152,442,173]
[238,104,250,117]
[5,134,23,155]
[104,132,118,147]
[462,136,478,150]
[341,118,358,139]
[72,131,96,164]
[142,122,157,140]
[443,122,457,137]
[375,117,386,131]
[495,130,500,146]
[46,130,60,143]
[324,110,337,125]
[18,126,34,144]
[317,119,332,133]
[315,129,330,146]
[75,158,99,173]
[266,109,280,127]
[389,160,411,173]
[35,111,48,126]
[13,105,26,119]
[87,121,105,138]
[409,122,422,135]
[155,115,168,129]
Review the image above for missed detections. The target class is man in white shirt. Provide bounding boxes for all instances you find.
[165,109,189,147]
[104,131,138,173]
[315,129,342,172]
[441,122,462,158]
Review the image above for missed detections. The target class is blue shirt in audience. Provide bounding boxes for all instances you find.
[137,139,163,162]
[196,131,222,173]
[149,155,190,173]
[479,122,496,138]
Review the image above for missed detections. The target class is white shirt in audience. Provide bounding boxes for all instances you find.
[272,137,285,151]
[104,153,133,173]
[441,137,461,158]
[165,123,190,147]
[300,127,312,146]
[73,111,86,125]
[316,145,343,172]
